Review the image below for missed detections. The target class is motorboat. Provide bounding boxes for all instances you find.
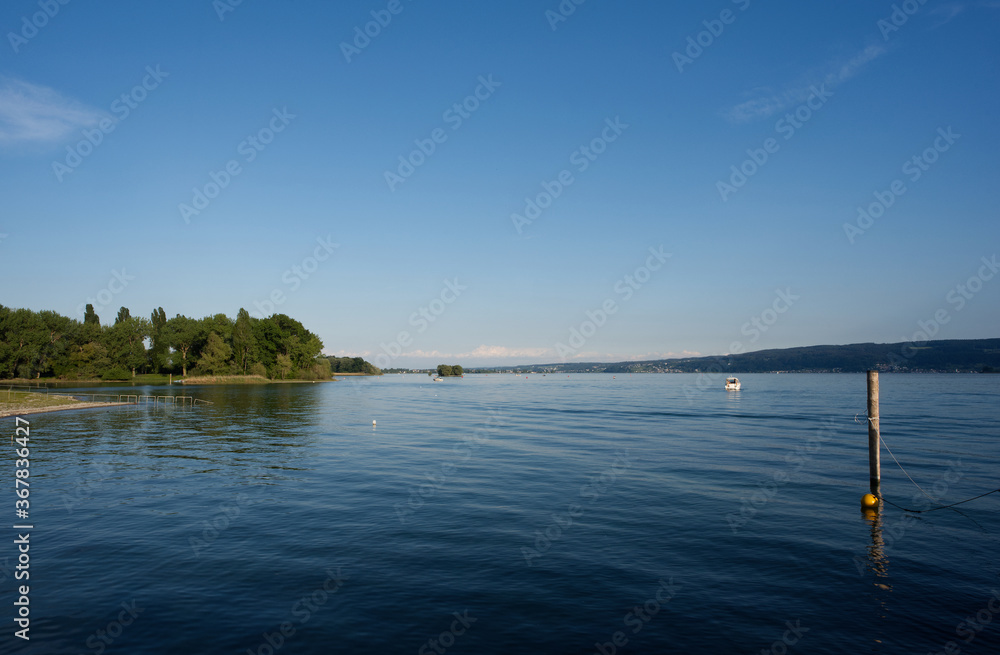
[725,377,741,390]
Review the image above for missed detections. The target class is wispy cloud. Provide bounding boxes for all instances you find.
[347,345,703,366]
[399,345,554,361]
[0,77,105,146]
[725,45,886,123]
[557,350,701,362]
[931,2,967,20]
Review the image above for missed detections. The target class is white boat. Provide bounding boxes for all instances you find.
[433,377,444,382]
[725,377,741,390]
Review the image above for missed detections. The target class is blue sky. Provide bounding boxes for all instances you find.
[1,0,998,367]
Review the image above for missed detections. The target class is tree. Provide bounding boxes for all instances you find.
[437,364,453,377]
[35,310,75,377]
[275,353,293,380]
[162,315,202,376]
[107,314,150,377]
[310,357,332,380]
[68,341,112,379]
[195,332,232,375]
[84,304,100,326]
[232,308,256,374]
[452,365,463,376]
[149,307,168,373]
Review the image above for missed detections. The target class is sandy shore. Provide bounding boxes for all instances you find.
[0,401,131,419]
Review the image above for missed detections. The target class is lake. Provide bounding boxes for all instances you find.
[4,373,999,654]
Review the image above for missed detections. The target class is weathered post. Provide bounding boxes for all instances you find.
[867,370,881,495]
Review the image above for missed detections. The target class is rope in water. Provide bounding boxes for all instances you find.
[855,413,1000,513]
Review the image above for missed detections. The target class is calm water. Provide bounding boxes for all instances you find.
[3,374,999,654]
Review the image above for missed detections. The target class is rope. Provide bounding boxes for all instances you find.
[882,488,1000,513]
[856,411,1000,513]
[879,433,940,504]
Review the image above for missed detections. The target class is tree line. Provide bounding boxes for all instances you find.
[436,364,464,377]
[0,304,374,381]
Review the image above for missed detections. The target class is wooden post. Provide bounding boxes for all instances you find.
[867,370,881,495]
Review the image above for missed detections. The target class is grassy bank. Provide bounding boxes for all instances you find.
[0,390,132,418]
[180,375,272,385]
[1,390,79,409]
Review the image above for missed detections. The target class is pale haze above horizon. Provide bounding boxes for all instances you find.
[1,1,998,368]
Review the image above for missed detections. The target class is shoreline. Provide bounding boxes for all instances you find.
[0,401,132,419]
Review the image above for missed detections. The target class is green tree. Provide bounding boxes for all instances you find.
[84,304,100,326]
[107,315,150,377]
[195,332,233,375]
[452,365,463,376]
[149,307,168,373]
[34,310,75,377]
[232,308,257,374]
[163,315,202,376]
[437,364,453,377]
[275,353,293,380]
[69,341,112,379]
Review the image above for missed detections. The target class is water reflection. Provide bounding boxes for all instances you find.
[861,508,890,582]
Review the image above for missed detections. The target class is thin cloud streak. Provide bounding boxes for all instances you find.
[344,346,705,367]
[725,45,886,124]
[0,77,105,146]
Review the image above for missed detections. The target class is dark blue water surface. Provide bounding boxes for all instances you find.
[3,374,999,654]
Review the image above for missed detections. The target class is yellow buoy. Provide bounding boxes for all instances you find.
[861,493,879,509]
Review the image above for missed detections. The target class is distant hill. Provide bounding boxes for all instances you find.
[471,339,1000,374]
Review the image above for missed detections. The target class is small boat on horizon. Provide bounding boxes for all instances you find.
[725,377,741,390]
